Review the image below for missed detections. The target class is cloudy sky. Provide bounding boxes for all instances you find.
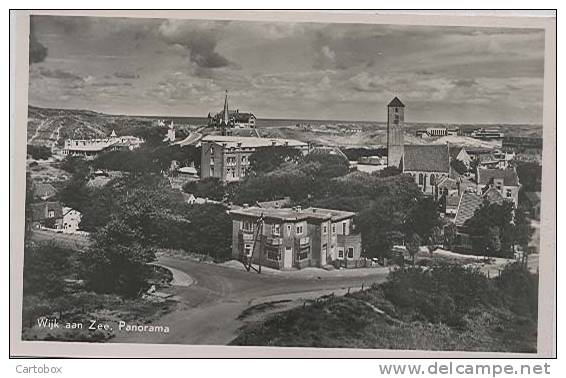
[29,15,545,124]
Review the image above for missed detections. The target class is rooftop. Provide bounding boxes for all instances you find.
[403,144,450,173]
[230,206,355,222]
[388,97,405,108]
[477,168,520,186]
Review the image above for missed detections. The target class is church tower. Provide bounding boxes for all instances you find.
[386,96,405,168]
[221,90,231,136]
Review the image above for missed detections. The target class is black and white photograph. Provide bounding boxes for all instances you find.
[11,10,556,357]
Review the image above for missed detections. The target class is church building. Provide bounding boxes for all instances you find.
[386,97,451,195]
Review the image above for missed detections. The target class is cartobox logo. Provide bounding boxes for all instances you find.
[16,365,63,374]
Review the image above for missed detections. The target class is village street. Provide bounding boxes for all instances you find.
[111,256,390,346]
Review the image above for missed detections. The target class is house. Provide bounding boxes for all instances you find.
[200,135,309,183]
[476,167,520,208]
[448,146,473,169]
[453,188,505,250]
[208,90,257,129]
[29,201,64,230]
[470,128,504,140]
[229,206,362,270]
[33,183,57,201]
[62,207,82,233]
[446,127,460,136]
[309,146,349,161]
[426,127,447,137]
[62,130,144,160]
[477,151,515,170]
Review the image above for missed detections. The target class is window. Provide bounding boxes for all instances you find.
[297,246,309,261]
[241,155,248,164]
[287,224,292,235]
[506,189,512,198]
[338,248,344,259]
[332,224,336,234]
[266,247,281,261]
[48,210,55,218]
[347,247,354,259]
[272,224,281,236]
[242,220,254,232]
[296,225,304,235]
[226,156,236,166]
[342,222,347,234]
[430,174,436,186]
[323,224,328,235]
[241,168,247,177]
[244,243,253,257]
[418,173,424,185]
[395,108,399,114]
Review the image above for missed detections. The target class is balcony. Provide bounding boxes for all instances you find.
[298,236,310,245]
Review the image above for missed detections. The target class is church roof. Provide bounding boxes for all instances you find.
[454,188,504,228]
[388,97,405,107]
[403,144,450,173]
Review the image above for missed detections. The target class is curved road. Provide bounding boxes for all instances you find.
[112,257,389,345]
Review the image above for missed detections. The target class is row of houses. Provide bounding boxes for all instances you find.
[62,130,144,160]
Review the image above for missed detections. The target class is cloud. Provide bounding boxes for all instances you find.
[114,71,140,79]
[29,18,47,64]
[452,79,478,88]
[158,20,231,69]
[38,68,84,81]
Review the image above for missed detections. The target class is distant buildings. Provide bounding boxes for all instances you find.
[469,128,504,140]
[229,206,362,270]
[208,90,256,130]
[62,130,144,160]
[502,136,543,153]
[200,135,309,183]
[29,201,83,233]
[415,126,460,138]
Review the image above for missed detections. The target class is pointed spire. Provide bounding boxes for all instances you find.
[223,90,229,126]
[110,129,117,137]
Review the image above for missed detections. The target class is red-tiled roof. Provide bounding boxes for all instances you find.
[403,144,450,173]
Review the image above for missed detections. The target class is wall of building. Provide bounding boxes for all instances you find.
[406,171,448,195]
[387,106,404,168]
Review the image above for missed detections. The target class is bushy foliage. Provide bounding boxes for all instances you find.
[27,144,52,160]
[515,161,542,192]
[466,200,533,257]
[23,243,73,298]
[450,158,468,175]
[249,146,305,175]
[183,177,225,201]
[382,264,496,326]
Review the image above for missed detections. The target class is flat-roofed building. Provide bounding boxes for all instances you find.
[200,135,309,183]
[229,206,362,270]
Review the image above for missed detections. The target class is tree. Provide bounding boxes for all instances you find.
[443,223,458,250]
[515,161,542,192]
[80,181,182,297]
[427,226,444,255]
[183,177,225,201]
[406,233,421,265]
[249,146,305,174]
[466,200,517,257]
[403,197,442,241]
[27,144,52,160]
[450,158,468,175]
[23,243,72,298]
[379,166,401,177]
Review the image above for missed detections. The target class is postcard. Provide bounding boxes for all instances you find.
[10,10,556,358]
